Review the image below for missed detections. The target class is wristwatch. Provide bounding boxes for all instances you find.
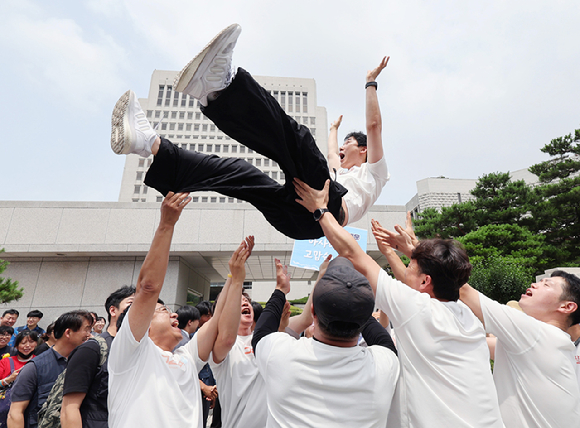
[313,208,329,221]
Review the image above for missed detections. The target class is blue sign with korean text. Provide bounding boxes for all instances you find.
[290,227,368,271]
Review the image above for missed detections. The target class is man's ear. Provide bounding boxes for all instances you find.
[420,274,434,294]
[109,305,118,319]
[559,301,578,317]
[359,146,368,156]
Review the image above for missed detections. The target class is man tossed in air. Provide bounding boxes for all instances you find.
[110,24,390,240]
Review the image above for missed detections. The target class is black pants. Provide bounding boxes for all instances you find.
[145,68,347,240]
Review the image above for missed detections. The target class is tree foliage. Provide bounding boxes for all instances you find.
[469,255,531,304]
[414,126,580,276]
[0,249,24,304]
[528,129,580,266]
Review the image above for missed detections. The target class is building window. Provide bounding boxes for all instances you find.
[210,125,216,132]
[157,85,165,106]
[264,159,270,167]
[169,123,175,130]
[207,144,213,152]
[134,185,140,194]
[202,124,208,132]
[161,123,167,130]
[248,149,254,154]
[288,91,293,112]
[181,97,186,107]
[247,158,253,165]
[303,92,308,113]
[280,171,285,180]
[281,92,285,109]
[195,112,201,120]
[194,124,200,131]
[202,197,208,202]
[143,186,148,194]
[170,111,176,119]
[156,196,163,202]
[198,144,203,151]
[211,197,217,203]
[186,124,191,131]
[272,161,278,168]
[240,146,245,153]
[192,197,199,202]
[165,86,172,107]
[188,112,193,120]
[311,117,315,125]
[272,171,278,180]
[295,95,300,112]
[179,111,185,119]
[132,198,139,202]
[138,159,145,168]
[219,197,225,203]
[215,144,221,152]
[228,197,234,203]
[136,171,143,181]
[189,99,194,107]
[178,123,183,131]
[231,145,237,153]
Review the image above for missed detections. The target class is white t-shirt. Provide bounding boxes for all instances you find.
[336,156,390,224]
[255,332,399,428]
[209,334,267,428]
[108,311,206,428]
[480,293,580,427]
[375,269,503,428]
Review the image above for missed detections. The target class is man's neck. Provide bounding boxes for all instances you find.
[53,340,76,359]
[238,325,252,337]
[106,323,117,337]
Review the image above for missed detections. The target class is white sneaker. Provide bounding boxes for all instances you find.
[174,24,242,105]
[111,90,157,157]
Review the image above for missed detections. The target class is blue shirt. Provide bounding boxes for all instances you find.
[9,325,45,347]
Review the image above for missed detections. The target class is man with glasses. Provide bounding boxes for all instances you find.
[107,192,253,428]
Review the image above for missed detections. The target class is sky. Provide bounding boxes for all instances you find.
[1,0,579,206]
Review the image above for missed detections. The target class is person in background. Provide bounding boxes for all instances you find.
[92,317,106,335]
[33,323,55,356]
[0,311,19,328]
[0,327,15,357]
[9,311,44,347]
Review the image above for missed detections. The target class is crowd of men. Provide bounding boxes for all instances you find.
[2,23,579,428]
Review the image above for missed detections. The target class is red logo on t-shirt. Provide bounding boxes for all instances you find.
[575,355,580,365]
[244,345,254,356]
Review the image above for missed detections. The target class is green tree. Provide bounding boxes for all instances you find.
[529,128,580,266]
[457,224,546,277]
[0,249,24,303]
[469,255,531,304]
[414,172,537,240]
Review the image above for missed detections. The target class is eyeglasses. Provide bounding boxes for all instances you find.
[155,305,172,314]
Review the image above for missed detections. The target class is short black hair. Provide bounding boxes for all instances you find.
[15,330,39,348]
[317,317,362,340]
[344,131,367,147]
[2,309,19,317]
[27,310,43,319]
[96,316,106,323]
[53,310,93,340]
[105,286,136,323]
[0,325,14,336]
[553,270,580,326]
[251,301,263,324]
[411,239,472,301]
[176,306,201,330]
[196,301,213,317]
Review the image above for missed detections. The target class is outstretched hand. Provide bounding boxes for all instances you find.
[275,258,291,294]
[229,236,255,282]
[371,212,418,258]
[294,178,330,213]
[278,301,291,332]
[160,192,191,227]
[330,115,343,131]
[367,56,390,82]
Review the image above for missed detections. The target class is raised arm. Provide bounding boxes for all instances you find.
[212,236,254,364]
[366,56,389,164]
[459,283,485,325]
[287,254,332,334]
[371,219,407,282]
[327,115,343,173]
[129,192,190,342]
[294,178,381,293]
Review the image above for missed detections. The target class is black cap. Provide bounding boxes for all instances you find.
[312,257,374,329]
